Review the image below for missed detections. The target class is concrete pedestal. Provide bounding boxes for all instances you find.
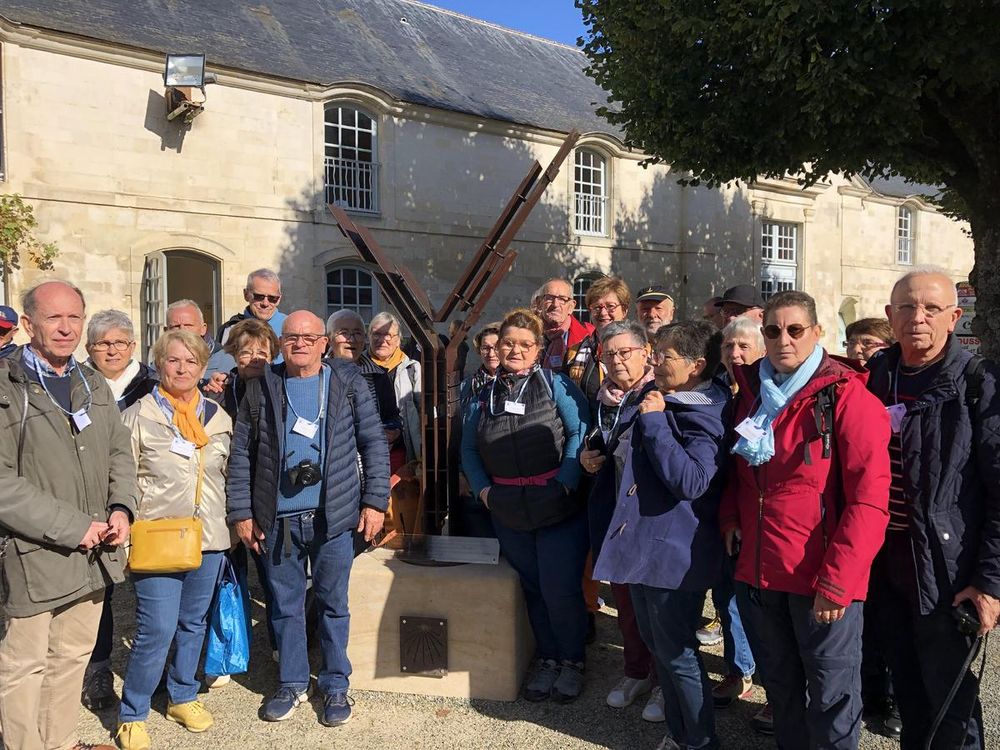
[347,548,533,702]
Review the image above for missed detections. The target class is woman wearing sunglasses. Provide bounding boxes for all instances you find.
[719,290,891,750]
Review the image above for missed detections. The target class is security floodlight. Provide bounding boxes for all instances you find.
[164,53,206,88]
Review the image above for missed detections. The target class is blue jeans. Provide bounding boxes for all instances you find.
[712,556,755,679]
[119,552,224,722]
[737,583,863,750]
[631,584,718,749]
[492,510,589,664]
[263,511,354,695]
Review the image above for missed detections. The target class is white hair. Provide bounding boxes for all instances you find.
[326,309,364,336]
[165,299,204,323]
[369,311,400,333]
[721,316,765,350]
[599,320,647,349]
[246,268,281,290]
[892,265,958,305]
[87,309,134,344]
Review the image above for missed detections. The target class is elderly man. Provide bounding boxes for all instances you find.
[716,285,765,326]
[0,304,20,358]
[0,280,136,750]
[217,268,287,346]
[164,299,236,376]
[537,278,595,374]
[866,266,1000,749]
[702,297,726,330]
[227,311,389,728]
[635,285,675,340]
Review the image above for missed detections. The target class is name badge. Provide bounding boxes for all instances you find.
[735,418,766,444]
[548,355,563,368]
[72,410,92,431]
[887,403,906,434]
[170,436,196,458]
[504,401,526,416]
[292,417,319,439]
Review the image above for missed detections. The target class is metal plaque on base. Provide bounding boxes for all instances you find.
[400,616,448,678]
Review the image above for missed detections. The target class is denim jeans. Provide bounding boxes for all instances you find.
[262,511,354,695]
[736,583,863,750]
[492,509,589,664]
[712,556,756,679]
[630,584,717,749]
[119,552,224,722]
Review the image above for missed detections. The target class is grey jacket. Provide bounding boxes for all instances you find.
[0,350,138,618]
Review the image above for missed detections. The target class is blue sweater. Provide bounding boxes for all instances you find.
[277,368,330,516]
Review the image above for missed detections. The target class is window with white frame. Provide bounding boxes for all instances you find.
[574,150,607,235]
[760,221,798,299]
[324,106,378,213]
[326,265,379,322]
[573,275,596,324]
[897,206,914,265]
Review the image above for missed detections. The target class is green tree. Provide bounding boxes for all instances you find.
[0,193,58,277]
[578,0,1000,354]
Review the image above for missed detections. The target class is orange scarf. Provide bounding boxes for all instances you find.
[158,387,209,448]
[372,347,406,372]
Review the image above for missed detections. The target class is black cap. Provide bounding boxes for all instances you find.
[716,284,765,310]
[636,285,674,303]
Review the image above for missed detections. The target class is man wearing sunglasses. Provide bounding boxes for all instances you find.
[217,268,287,348]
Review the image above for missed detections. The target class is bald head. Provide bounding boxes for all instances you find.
[890,267,958,307]
[20,280,87,371]
[886,266,962,367]
[283,310,325,335]
[281,310,328,376]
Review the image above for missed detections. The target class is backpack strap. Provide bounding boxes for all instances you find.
[245,376,263,444]
[963,354,986,409]
[807,382,837,464]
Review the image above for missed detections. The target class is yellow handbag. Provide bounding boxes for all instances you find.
[128,447,206,574]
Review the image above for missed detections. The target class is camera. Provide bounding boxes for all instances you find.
[288,459,322,488]
[953,601,981,637]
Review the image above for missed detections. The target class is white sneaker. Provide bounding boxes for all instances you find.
[606,675,652,708]
[205,674,231,689]
[642,686,666,722]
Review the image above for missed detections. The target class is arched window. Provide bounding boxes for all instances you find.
[324,105,379,213]
[897,206,914,265]
[326,264,379,322]
[574,149,607,236]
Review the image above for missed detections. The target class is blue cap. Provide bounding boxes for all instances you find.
[0,305,19,330]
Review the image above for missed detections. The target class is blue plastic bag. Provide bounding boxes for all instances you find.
[205,557,251,676]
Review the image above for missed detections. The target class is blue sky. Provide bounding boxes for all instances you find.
[424,1,588,46]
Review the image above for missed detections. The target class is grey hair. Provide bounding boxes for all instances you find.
[326,309,364,336]
[246,268,281,290]
[87,309,135,344]
[21,280,86,319]
[721,316,765,350]
[892,264,957,305]
[600,320,647,349]
[369,311,400,333]
[165,299,204,323]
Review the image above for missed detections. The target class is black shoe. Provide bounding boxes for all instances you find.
[882,704,902,740]
[523,659,560,702]
[585,612,596,645]
[81,667,117,711]
[551,661,585,704]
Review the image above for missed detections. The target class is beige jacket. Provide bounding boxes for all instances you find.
[122,394,232,552]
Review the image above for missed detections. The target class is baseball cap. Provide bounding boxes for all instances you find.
[716,285,765,310]
[636,285,674,304]
[0,305,18,331]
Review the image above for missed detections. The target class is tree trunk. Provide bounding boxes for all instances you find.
[969,216,1000,360]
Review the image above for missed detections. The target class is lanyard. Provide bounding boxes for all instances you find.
[30,354,92,418]
[488,370,534,417]
[284,365,328,424]
[597,397,627,435]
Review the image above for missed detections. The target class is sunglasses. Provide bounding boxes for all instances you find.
[251,292,280,304]
[762,324,813,340]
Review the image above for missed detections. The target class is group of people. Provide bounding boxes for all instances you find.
[0,263,995,750]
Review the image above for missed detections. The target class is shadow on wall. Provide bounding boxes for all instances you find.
[142,89,190,153]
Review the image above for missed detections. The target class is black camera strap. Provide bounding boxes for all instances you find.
[924,631,989,750]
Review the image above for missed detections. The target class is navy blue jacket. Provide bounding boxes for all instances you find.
[226,358,391,537]
[593,380,730,591]
[867,339,1000,613]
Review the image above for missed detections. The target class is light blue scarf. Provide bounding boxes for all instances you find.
[733,344,824,466]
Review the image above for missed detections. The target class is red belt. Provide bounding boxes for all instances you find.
[492,468,560,487]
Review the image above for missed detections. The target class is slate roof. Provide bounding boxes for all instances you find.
[0,0,615,135]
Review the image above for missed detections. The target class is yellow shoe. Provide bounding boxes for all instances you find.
[116,721,151,750]
[165,700,214,732]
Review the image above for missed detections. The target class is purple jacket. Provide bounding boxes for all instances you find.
[593,379,730,591]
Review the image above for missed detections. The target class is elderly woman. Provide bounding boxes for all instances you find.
[203,318,280,418]
[462,308,590,703]
[567,276,631,401]
[116,330,233,750]
[579,320,663,721]
[844,317,894,363]
[460,322,501,409]
[594,321,730,750]
[79,309,157,712]
[368,311,421,471]
[719,291,890,750]
[720,316,766,388]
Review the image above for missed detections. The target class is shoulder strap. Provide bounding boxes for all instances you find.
[811,382,838,461]
[193,446,206,515]
[245,376,263,443]
[964,354,986,409]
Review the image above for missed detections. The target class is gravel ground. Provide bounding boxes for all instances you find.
[21,577,1000,749]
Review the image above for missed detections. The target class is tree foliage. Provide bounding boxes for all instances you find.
[0,194,58,276]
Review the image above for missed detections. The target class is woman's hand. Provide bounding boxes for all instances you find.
[813,593,847,625]
[639,390,666,414]
[202,371,229,394]
[724,527,742,557]
[580,448,606,475]
[479,486,491,509]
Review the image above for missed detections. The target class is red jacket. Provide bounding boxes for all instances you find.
[719,353,890,607]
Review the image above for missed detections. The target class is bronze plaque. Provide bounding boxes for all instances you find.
[399,616,448,678]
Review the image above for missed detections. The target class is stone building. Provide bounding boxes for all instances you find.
[0,0,972,355]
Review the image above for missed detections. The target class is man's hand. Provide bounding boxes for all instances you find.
[101,510,131,546]
[723,527,742,557]
[234,518,265,555]
[639,390,666,414]
[202,372,229,394]
[953,586,1000,636]
[813,593,847,625]
[79,521,110,550]
[357,506,385,543]
[580,448,606,475]
[479,487,491,509]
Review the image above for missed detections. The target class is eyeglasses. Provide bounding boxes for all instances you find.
[282,333,326,346]
[89,339,133,352]
[589,302,621,315]
[479,344,499,353]
[890,303,955,318]
[541,294,573,306]
[371,331,400,341]
[499,339,538,353]
[237,348,271,362]
[333,329,366,340]
[602,346,645,363]
[843,337,888,351]
[650,351,690,365]
[251,292,281,304]
[763,324,813,340]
